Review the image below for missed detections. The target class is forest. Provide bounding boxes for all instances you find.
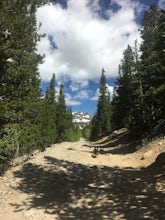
[0,1,165,172]
[0,0,81,172]
[90,4,165,140]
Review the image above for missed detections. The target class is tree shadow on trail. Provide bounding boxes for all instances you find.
[90,129,141,155]
[13,157,165,220]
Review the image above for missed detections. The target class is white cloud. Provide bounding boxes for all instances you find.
[91,87,100,101]
[65,93,81,106]
[36,0,142,85]
[75,90,90,100]
[69,80,89,92]
[65,89,91,106]
[158,0,165,9]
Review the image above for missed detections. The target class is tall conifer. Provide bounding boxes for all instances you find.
[112,45,136,129]
[140,4,165,128]
[90,70,111,140]
[0,0,50,164]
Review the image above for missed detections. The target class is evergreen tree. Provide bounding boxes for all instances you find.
[0,0,50,167]
[112,4,165,135]
[154,8,165,119]
[140,4,165,129]
[0,0,47,126]
[90,69,111,140]
[56,83,73,142]
[38,74,57,147]
[45,73,56,103]
[129,40,147,133]
[112,45,136,129]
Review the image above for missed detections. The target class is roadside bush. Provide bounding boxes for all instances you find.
[65,127,82,142]
[82,125,91,139]
[0,124,20,171]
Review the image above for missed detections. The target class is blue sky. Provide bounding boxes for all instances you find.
[37,0,164,114]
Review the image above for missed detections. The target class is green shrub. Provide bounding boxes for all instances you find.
[82,125,91,139]
[65,127,82,142]
[0,124,20,170]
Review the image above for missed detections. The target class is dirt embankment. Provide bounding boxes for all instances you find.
[0,129,165,220]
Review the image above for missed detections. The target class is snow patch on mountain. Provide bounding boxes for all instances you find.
[72,112,92,129]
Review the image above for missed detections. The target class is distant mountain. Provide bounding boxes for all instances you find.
[72,112,92,129]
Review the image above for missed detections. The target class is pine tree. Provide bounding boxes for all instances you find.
[56,83,70,142]
[57,84,76,142]
[45,73,56,103]
[0,0,46,126]
[112,45,136,129]
[38,74,57,147]
[90,70,111,140]
[112,4,165,135]
[154,8,165,120]
[0,0,50,167]
[130,40,147,133]
[140,4,165,128]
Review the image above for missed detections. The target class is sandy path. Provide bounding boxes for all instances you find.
[0,137,165,220]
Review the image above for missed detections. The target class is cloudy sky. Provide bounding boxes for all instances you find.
[36,0,163,114]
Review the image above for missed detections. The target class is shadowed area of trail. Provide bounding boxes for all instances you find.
[11,156,165,220]
[1,132,165,220]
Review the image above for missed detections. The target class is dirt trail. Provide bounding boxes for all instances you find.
[0,131,165,220]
